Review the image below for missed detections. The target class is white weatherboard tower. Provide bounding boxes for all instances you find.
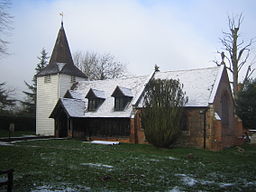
[36,22,87,136]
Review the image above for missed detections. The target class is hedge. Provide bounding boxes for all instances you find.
[0,115,35,131]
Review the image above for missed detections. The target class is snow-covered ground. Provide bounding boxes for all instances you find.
[80,163,113,169]
[0,141,13,146]
[91,140,120,145]
[31,184,91,192]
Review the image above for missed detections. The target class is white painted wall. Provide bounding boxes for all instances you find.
[59,74,85,97]
[36,73,86,136]
[36,75,59,136]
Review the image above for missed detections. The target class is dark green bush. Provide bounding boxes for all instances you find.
[141,79,187,148]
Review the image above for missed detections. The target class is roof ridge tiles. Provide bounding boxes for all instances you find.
[156,66,219,74]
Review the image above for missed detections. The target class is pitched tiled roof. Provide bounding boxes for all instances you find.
[86,88,106,99]
[50,98,85,118]
[111,86,133,98]
[70,75,149,118]
[37,23,86,78]
[50,66,225,118]
[153,66,223,107]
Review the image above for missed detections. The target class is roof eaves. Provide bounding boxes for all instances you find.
[49,98,71,118]
[132,70,155,106]
[208,65,224,104]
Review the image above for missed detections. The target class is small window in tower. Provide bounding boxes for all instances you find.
[71,76,76,83]
[44,75,51,83]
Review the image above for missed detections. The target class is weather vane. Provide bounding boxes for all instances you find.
[59,12,64,24]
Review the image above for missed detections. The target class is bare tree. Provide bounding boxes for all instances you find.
[214,14,255,100]
[0,0,12,55]
[73,51,126,80]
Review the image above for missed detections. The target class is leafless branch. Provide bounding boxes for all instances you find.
[238,51,250,72]
[73,51,126,80]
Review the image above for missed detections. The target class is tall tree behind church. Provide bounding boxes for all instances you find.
[73,51,126,80]
[214,14,255,100]
[21,48,49,115]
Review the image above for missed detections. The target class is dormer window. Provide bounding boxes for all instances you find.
[85,88,105,112]
[111,86,133,111]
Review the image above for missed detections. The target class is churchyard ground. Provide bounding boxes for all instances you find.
[0,129,35,138]
[0,139,255,191]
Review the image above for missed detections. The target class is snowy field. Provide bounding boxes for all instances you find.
[0,139,255,191]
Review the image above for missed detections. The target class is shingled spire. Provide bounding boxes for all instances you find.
[37,22,86,78]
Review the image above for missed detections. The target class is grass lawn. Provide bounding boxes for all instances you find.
[0,129,35,138]
[0,139,255,192]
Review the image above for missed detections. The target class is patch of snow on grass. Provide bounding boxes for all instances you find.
[149,158,160,162]
[91,140,119,145]
[199,180,215,185]
[32,185,74,192]
[219,183,235,188]
[80,163,113,169]
[175,174,197,187]
[32,184,91,192]
[0,141,13,146]
[246,181,256,186]
[168,156,178,160]
[198,162,205,167]
[169,186,183,192]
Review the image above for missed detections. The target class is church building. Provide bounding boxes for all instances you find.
[36,22,244,151]
[36,22,87,136]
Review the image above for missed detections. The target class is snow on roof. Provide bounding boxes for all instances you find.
[71,75,149,118]
[215,112,221,120]
[68,90,85,100]
[90,89,106,99]
[56,66,223,118]
[57,62,66,71]
[153,66,222,107]
[118,86,133,97]
[61,98,85,118]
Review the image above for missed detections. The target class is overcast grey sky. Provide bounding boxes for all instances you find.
[1,0,256,99]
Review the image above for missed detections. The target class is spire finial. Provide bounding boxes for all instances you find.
[59,12,64,27]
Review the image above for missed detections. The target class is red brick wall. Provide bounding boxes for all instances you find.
[130,109,146,144]
[177,108,207,148]
[212,68,236,149]
[130,68,243,150]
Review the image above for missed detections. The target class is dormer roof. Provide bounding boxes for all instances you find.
[111,86,133,98]
[85,88,106,99]
[37,22,86,78]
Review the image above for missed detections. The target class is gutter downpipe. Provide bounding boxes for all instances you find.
[200,109,207,149]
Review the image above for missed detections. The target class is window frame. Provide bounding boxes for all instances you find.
[114,96,130,111]
[88,98,102,111]
[70,76,76,83]
[44,75,51,83]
